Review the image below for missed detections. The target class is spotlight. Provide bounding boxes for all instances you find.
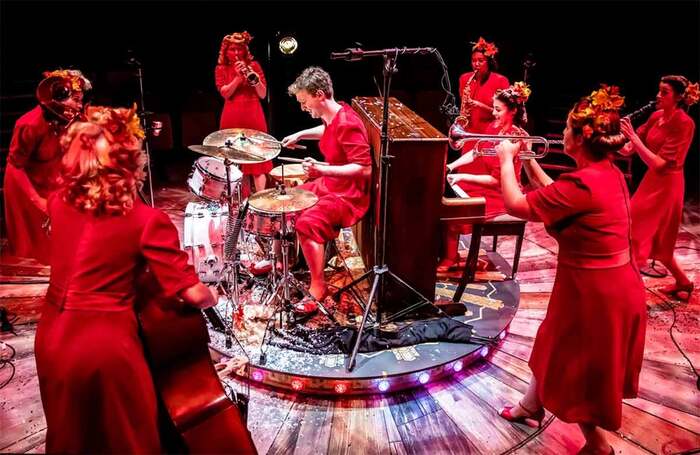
[418,372,430,385]
[291,379,304,391]
[334,383,348,394]
[252,370,264,382]
[479,346,490,358]
[377,380,390,392]
[453,360,464,372]
[278,35,298,55]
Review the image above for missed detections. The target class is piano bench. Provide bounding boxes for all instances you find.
[452,214,526,304]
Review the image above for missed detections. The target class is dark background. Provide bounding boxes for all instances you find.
[2,0,699,199]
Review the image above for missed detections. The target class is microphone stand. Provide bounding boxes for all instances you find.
[129,56,155,207]
[331,47,449,372]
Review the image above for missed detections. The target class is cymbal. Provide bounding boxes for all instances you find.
[187,144,269,163]
[248,188,318,214]
[203,128,281,163]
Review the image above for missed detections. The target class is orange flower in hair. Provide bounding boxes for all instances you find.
[86,103,145,146]
[43,69,91,91]
[224,31,253,46]
[570,84,625,137]
[472,37,498,57]
[683,82,699,106]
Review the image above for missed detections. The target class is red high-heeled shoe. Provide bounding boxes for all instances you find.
[659,282,694,302]
[499,401,545,428]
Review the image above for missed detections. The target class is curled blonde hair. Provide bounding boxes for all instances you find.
[59,108,146,216]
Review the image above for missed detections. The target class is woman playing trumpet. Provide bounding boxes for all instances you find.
[215,31,270,192]
[438,82,531,273]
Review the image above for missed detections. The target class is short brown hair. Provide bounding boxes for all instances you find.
[288,66,333,98]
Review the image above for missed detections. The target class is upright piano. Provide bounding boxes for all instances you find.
[351,97,485,316]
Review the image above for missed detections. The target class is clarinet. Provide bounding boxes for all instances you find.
[625,100,657,121]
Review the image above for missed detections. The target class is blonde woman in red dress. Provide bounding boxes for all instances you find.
[34,106,216,454]
[495,85,647,455]
[215,31,271,192]
[3,69,90,263]
[437,82,530,272]
[620,75,698,301]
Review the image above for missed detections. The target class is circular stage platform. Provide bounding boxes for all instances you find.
[209,252,519,396]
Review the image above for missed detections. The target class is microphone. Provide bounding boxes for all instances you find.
[330,47,436,61]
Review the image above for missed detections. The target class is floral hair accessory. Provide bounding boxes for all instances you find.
[569,84,625,139]
[683,82,699,106]
[497,81,531,104]
[224,31,253,46]
[42,69,92,92]
[86,103,145,145]
[471,37,498,57]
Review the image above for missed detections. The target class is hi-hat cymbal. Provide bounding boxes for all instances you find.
[187,144,268,163]
[248,187,318,214]
[203,128,281,163]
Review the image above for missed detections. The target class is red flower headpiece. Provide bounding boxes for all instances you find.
[85,103,145,146]
[224,31,253,47]
[683,82,699,106]
[471,37,498,57]
[42,69,92,92]
[497,81,531,105]
[570,84,625,139]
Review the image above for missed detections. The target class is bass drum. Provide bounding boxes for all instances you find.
[182,202,230,283]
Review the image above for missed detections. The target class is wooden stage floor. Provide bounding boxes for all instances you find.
[1,192,698,454]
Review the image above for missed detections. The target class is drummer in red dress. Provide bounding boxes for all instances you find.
[215,31,271,193]
[35,105,219,453]
[456,37,510,151]
[3,69,91,264]
[281,67,372,315]
[496,85,647,455]
[620,75,698,301]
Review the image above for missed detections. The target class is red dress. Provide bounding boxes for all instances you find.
[526,160,647,430]
[631,109,696,264]
[3,106,62,263]
[457,71,510,150]
[296,103,372,243]
[215,61,272,175]
[34,195,200,454]
[455,123,525,219]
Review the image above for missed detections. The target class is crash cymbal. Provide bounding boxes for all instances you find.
[203,128,280,163]
[248,187,318,214]
[187,144,268,163]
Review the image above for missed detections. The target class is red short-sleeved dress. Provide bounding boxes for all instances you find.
[215,61,272,175]
[525,160,647,430]
[34,195,201,454]
[455,122,525,219]
[457,71,510,151]
[3,106,62,263]
[631,109,696,264]
[295,103,372,243]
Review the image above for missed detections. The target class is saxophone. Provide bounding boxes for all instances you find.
[454,72,476,130]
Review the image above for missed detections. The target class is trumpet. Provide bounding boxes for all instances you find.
[448,123,561,159]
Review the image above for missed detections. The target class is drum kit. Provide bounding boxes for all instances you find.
[184,128,332,338]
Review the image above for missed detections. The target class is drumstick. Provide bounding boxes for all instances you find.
[249,136,308,150]
[277,156,330,165]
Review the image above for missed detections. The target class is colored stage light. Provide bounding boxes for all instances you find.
[418,372,430,384]
[377,380,390,392]
[291,379,304,391]
[334,383,348,394]
[479,346,490,357]
[499,330,507,340]
[252,370,264,382]
[453,360,464,372]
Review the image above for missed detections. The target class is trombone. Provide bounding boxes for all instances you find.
[448,123,562,159]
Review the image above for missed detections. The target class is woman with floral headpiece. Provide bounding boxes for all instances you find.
[3,69,90,263]
[457,37,510,140]
[437,81,530,273]
[215,30,270,193]
[33,105,216,453]
[495,85,646,455]
[620,75,698,301]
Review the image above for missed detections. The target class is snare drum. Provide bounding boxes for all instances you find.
[242,207,298,238]
[270,163,307,187]
[187,156,243,202]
